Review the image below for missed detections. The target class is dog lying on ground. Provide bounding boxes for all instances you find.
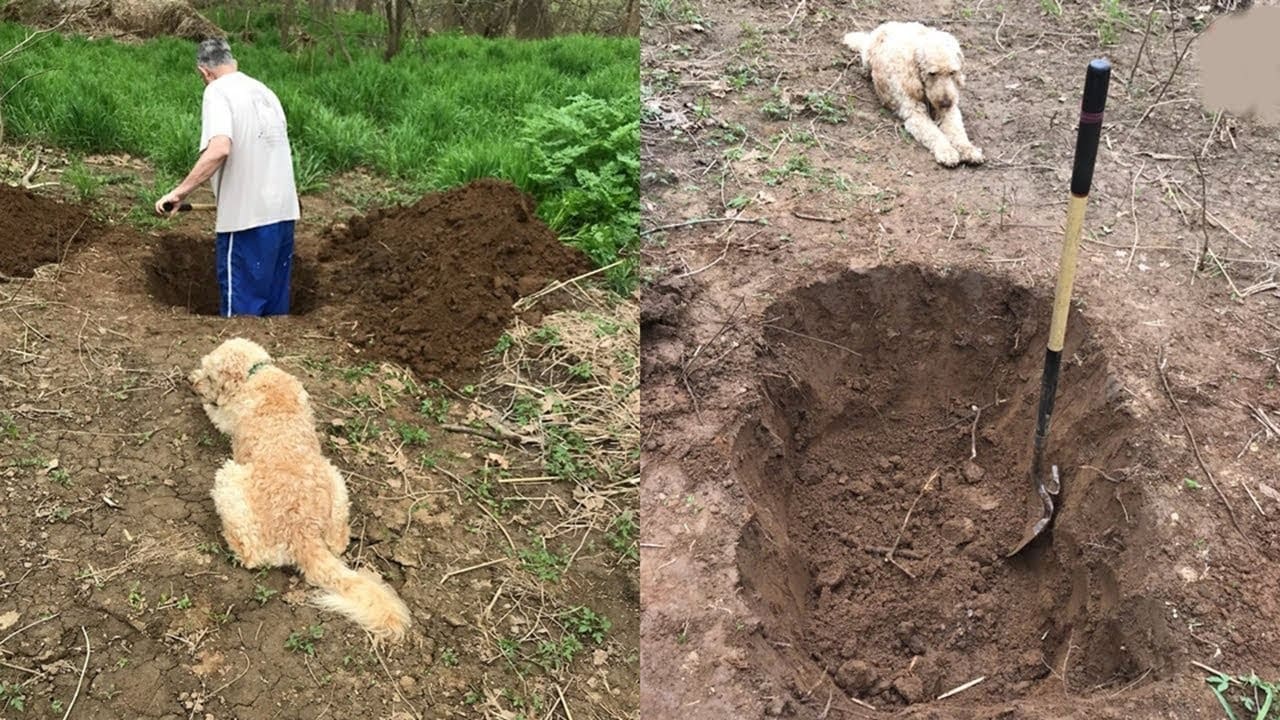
[189,338,411,641]
[842,21,984,167]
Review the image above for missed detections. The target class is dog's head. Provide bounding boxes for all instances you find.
[189,337,272,406]
[914,32,965,114]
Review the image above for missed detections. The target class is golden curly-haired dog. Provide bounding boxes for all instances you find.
[189,338,410,641]
[843,21,984,167]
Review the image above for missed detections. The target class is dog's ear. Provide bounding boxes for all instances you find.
[906,47,928,102]
[957,71,966,88]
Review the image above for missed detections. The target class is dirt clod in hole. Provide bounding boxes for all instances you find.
[734,266,1170,710]
[145,233,318,315]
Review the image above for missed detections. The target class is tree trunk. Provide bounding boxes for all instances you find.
[355,0,373,11]
[437,0,463,31]
[279,0,295,49]
[623,0,639,35]
[384,0,406,60]
[514,0,550,38]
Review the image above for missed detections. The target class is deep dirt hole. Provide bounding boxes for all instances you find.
[734,266,1172,711]
[145,233,318,316]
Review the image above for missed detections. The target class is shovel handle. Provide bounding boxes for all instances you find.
[1037,60,1112,461]
[1048,59,1111,355]
[161,201,217,213]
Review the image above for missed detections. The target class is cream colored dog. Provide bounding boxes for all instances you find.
[189,338,410,641]
[843,21,984,167]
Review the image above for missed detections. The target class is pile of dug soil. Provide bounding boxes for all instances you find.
[0,184,99,278]
[325,178,591,382]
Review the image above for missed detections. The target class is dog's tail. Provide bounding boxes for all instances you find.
[296,539,410,641]
[841,30,869,56]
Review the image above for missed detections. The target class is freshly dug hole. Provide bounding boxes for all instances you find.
[145,233,318,315]
[734,266,1170,711]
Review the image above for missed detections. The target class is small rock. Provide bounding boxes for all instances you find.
[893,675,925,704]
[835,659,878,692]
[399,675,417,689]
[876,456,893,472]
[906,634,928,655]
[443,613,467,628]
[941,517,978,546]
[349,216,371,239]
[962,461,986,483]
[816,562,846,589]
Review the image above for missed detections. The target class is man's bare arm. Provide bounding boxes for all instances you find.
[155,135,231,216]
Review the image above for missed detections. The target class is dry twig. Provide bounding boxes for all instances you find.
[886,469,940,569]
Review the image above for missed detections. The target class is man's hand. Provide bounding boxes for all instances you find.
[156,136,231,218]
[155,190,185,217]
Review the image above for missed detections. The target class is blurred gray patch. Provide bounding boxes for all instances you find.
[1198,6,1280,125]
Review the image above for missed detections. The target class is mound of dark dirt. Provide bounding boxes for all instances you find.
[325,178,591,382]
[145,233,318,315]
[3,0,223,40]
[734,267,1162,711]
[0,183,99,279]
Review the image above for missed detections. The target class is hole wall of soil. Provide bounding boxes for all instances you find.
[145,233,319,316]
[733,266,1177,711]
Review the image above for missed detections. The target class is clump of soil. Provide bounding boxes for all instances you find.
[0,183,99,278]
[325,178,591,382]
[145,233,318,315]
[734,266,1171,710]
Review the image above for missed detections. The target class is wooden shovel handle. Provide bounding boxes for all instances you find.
[161,201,217,213]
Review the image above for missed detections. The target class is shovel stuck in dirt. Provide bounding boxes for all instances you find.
[1008,59,1111,558]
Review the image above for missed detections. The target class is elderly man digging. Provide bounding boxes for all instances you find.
[155,38,300,317]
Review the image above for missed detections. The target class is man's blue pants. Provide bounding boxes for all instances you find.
[214,220,295,317]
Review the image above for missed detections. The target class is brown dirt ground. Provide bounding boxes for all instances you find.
[640,1,1280,718]
[0,171,637,718]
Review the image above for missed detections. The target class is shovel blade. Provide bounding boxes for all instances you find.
[1006,463,1058,558]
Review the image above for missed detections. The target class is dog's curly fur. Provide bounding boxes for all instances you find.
[843,21,984,167]
[189,338,411,641]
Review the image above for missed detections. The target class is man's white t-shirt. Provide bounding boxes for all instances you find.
[200,71,301,234]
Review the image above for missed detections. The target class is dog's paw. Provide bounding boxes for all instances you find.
[960,145,985,165]
[934,145,961,167]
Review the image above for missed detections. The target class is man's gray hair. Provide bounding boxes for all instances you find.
[196,38,234,68]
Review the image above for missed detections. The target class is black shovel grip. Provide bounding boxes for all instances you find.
[1070,59,1111,197]
[161,201,193,213]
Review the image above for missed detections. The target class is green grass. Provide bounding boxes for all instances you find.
[1204,668,1278,719]
[562,606,612,644]
[0,15,639,290]
[1097,0,1130,46]
[0,681,26,712]
[285,625,325,656]
[519,535,568,581]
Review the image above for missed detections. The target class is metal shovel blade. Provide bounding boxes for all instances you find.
[1008,461,1059,557]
